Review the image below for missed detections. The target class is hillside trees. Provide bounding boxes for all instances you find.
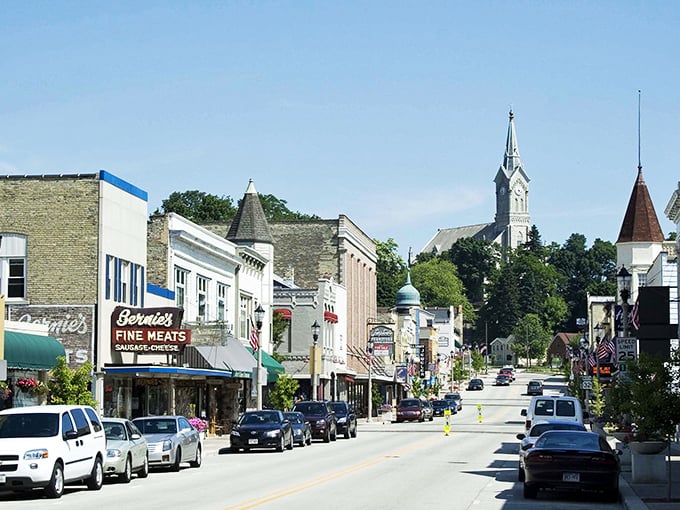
[409,258,474,320]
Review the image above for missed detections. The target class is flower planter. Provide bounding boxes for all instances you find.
[628,441,667,455]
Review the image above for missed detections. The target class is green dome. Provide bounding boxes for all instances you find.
[395,272,421,308]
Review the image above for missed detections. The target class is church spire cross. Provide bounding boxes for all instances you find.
[503,109,522,175]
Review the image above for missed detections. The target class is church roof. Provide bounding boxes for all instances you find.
[616,166,664,243]
[226,180,273,244]
[421,222,496,254]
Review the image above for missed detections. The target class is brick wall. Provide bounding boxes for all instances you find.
[0,176,100,303]
[146,214,170,287]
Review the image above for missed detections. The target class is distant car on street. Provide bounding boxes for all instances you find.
[495,374,511,386]
[527,380,544,395]
[329,401,357,439]
[431,399,455,416]
[396,398,426,423]
[444,392,463,410]
[421,399,434,421]
[467,379,485,391]
[292,400,337,442]
[229,410,294,452]
[283,411,312,447]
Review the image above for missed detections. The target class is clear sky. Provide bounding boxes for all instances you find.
[2,1,678,261]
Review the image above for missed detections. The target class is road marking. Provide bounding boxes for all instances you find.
[222,435,442,510]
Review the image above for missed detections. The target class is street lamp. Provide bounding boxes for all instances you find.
[449,350,455,392]
[617,266,632,337]
[310,320,320,401]
[366,338,374,423]
[254,304,265,410]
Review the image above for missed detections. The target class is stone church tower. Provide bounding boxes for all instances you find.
[493,110,531,249]
[422,111,531,254]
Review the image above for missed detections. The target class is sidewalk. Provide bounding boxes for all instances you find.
[618,441,680,510]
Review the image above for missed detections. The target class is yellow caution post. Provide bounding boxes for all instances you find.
[444,408,451,436]
[477,403,483,423]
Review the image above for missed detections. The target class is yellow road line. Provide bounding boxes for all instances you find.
[223,435,442,510]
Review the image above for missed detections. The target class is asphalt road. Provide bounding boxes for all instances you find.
[1,370,625,510]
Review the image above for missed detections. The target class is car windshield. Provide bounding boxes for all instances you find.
[399,399,420,407]
[330,403,347,414]
[0,413,59,438]
[529,423,585,437]
[432,401,448,408]
[283,413,304,424]
[535,432,600,450]
[445,393,461,399]
[241,412,280,425]
[133,418,177,434]
[103,421,128,440]
[529,382,541,387]
[294,403,327,415]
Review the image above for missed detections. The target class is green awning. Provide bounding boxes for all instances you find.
[246,347,285,383]
[3,331,66,370]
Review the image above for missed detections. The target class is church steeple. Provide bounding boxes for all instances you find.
[502,110,523,177]
[616,166,664,243]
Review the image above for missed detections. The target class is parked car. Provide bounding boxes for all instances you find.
[522,430,620,501]
[292,400,337,442]
[396,398,426,423]
[467,379,484,391]
[230,410,294,452]
[0,404,106,498]
[103,418,149,482]
[516,420,587,481]
[421,399,434,421]
[495,374,511,386]
[431,399,455,416]
[329,401,357,438]
[283,411,312,447]
[527,380,544,396]
[132,415,202,471]
[499,367,515,381]
[444,392,463,410]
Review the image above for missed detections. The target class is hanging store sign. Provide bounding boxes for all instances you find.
[111,306,191,353]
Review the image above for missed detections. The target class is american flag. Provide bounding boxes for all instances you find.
[631,297,640,330]
[587,352,596,369]
[250,327,259,353]
[597,336,616,360]
[407,357,416,376]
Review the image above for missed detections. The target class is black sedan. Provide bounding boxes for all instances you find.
[522,430,620,501]
[329,401,357,439]
[283,411,312,447]
[431,399,455,416]
[230,410,294,453]
[495,374,511,386]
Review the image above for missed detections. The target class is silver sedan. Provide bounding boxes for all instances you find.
[103,418,149,483]
[132,416,202,471]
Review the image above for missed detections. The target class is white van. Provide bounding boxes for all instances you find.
[520,395,586,433]
[0,405,107,498]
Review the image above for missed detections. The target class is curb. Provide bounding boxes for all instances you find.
[620,473,649,510]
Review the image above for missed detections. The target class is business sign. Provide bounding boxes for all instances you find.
[8,304,95,369]
[370,326,394,357]
[111,306,190,353]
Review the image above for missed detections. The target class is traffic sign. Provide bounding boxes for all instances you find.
[581,376,593,390]
[616,337,638,363]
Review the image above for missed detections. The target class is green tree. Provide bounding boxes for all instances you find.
[510,314,551,367]
[471,350,485,374]
[271,312,288,351]
[410,258,474,320]
[374,238,407,307]
[440,237,498,306]
[256,194,320,221]
[155,190,237,222]
[480,264,521,339]
[268,375,299,411]
[48,357,98,407]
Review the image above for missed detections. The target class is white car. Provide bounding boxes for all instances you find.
[132,415,202,471]
[0,405,107,498]
[103,418,149,482]
[516,419,587,481]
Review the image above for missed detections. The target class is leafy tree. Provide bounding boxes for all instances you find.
[410,258,474,320]
[541,295,569,333]
[471,350,485,374]
[375,238,407,307]
[256,194,320,221]
[271,312,288,351]
[480,264,521,339]
[410,376,426,398]
[522,225,546,259]
[267,375,299,411]
[155,190,237,222]
[451,358,466,388]
[510,314,551,367]
[439,237,498,306]
[48,357,98,407]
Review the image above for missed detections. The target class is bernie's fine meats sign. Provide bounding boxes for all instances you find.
[111,306,191,353]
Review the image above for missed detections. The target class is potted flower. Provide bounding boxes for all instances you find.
[16,376,39,393]
[0,381,12,401]
[189,417,208,437]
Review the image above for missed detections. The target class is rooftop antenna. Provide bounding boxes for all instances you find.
[638,90,642,171]
[407,247,413,268]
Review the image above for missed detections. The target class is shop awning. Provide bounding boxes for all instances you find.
[246,347,285,383]
[323,311,338,323]
[182,340,257,379]
[103,365,234,378]
[274,309,291,320]
[3,331,66,370]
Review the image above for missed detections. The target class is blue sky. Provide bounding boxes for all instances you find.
[2,1,678,261]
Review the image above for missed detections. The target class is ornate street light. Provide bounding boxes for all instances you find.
[254,304,265,410]
[366,337,374,423]
[310,320,320,401]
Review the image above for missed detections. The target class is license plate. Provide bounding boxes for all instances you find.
[563,473,580,482]
[248,439,258,445]
[0,474,6,484]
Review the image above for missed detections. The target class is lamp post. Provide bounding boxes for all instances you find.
[366,338,374,423]
[254,304,265,411]
[617,266,632,338]
[310,320,320,401]
[449,350,455,392]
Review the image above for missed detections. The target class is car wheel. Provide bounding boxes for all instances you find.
[518,465,525,482]
[44,462,64,499]
[189,445,202,468]
[276,436,285,452]
[120,456,133,483]
[419,415,424,423]
[523,483,537,499]
[86,457,104,490]
[298,438,305,447]
[171,448,182,471]
[138,455,149,478]
[604,488,619,503]
[429,415,434,422]
[351,424,357,438]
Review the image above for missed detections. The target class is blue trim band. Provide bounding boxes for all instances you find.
[147,283,174,300]
[99,170,148,201]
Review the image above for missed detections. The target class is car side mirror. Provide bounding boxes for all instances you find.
[64,430,79,440]
[130,433,142,440]
[516,433,525,440]
[520,409,527,416]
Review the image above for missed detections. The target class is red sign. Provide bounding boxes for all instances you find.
[112,328,191,353]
